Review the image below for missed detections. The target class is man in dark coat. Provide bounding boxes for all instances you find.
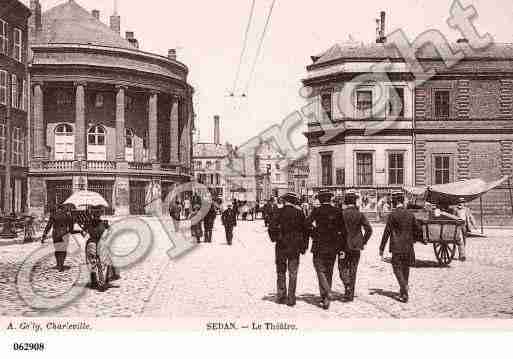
[221,203,237,245]
[268,192,308,306]
[339,192,373,301]
[307,190,347,310]
[203,201,217,243]
[42,204,78,272]
[379,192,420,303]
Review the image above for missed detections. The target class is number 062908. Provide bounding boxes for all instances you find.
[12,343,45,351]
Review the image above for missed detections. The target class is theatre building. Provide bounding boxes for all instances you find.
[27,0,194,216]
[0,0,30,215]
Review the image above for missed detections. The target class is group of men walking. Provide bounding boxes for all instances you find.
[268,190,419,309]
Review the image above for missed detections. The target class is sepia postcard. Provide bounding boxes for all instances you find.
[1,0,513,355]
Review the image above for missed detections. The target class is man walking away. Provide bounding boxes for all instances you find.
[203,201,217,243]
[269,193,309,306]
[339,192,372,302]
[221,203,237,245]
[307,190,347,310]
[379,192,420,303]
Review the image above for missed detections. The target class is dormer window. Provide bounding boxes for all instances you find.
[321,92,332,121]
[356,90,372,118]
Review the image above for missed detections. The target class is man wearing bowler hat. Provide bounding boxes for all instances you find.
[307,190,347,310]
[379,191,420,303]
[269,192,308,306]
[339,191,373,301]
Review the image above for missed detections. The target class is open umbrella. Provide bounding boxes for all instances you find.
[64,190,109,209]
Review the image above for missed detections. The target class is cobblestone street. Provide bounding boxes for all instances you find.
[146,219,513,319]
[1,218,513,319]
[0,217,174,318]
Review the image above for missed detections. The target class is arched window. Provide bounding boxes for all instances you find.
[87,125,106,161]
[54,123,74,160]
[206,161,212,170]
[55,123,73,135]
[125,128,134,162]
[88,125,105,145]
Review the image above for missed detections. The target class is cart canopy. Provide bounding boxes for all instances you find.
[404,176,510,205]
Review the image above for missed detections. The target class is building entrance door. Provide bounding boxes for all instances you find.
[46,180,73,213]
[88,180,114,215]
[129,181,146,215]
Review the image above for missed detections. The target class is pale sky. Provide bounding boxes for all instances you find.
[23,0,513,147]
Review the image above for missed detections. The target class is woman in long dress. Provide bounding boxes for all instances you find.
[84,205,120,291]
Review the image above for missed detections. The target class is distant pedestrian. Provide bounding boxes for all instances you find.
[190,204,203,244]
[269,192,308,306]
[307,190,347,310]
[169,200,182,221]
[183,197,191,218]
[221,203,237,245]
[339,192,372,301]
[301,200,311,217]
[203,201,217,243]
[379,192,420,303]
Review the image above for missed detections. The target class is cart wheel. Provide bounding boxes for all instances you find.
[433,242,456,266]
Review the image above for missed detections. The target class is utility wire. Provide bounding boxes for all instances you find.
[243,0,277,95]
[231,0,257,96]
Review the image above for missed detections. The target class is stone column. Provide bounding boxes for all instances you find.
[186,100,193,170]
[28,178,46,217]
[32,82,45,160]
[170,96,179,164]
[179,100,190,168]
[148,91,158,166]
[115,85,126,163]
[145,178,162,216]
[29,82,47,216]
[74,82,86,162]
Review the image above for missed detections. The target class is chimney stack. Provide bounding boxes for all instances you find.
[168,49,177,60]
[29,0,42,39]
[125,31,139,49]
[92,10,100,20]
[214,115,220,145]
[110,14,121,34]
[376,11,387,43]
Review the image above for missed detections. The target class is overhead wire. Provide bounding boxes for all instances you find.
[231,0,257,96]
[242,0,277,96]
